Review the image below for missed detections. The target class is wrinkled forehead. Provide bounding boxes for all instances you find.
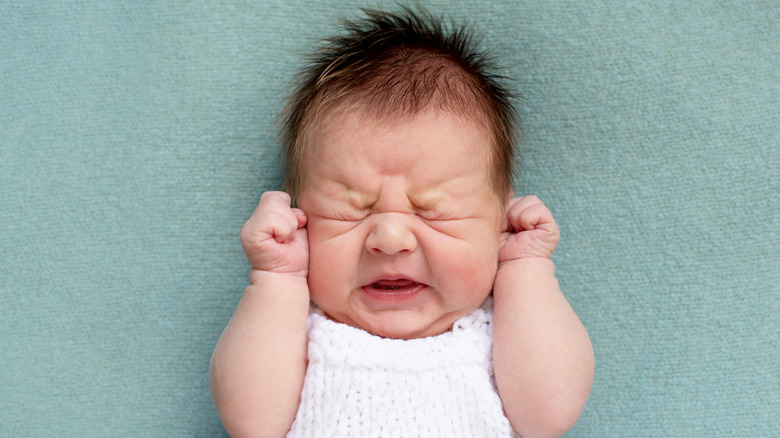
[297,103,506,209]
[301,100,494,165]
[300,88,496,158]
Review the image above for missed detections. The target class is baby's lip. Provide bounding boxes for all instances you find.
[364,275,426,291]
[360,275,429,306]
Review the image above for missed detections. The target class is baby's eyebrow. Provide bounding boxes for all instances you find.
[332,177,459,212]
[408,187,445,210]
[344,188,379,209]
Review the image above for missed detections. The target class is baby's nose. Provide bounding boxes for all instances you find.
[365,212,418,255]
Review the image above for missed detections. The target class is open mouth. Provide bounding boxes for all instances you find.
[362,278,427,303]
[370,279,419,291]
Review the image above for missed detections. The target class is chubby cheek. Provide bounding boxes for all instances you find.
[431,235,500,299]
[305,223,361,304]
[306,255,344,313]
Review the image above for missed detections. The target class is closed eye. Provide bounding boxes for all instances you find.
[417,209,467,221]
[332,209,371,222]
[327,213,369,222]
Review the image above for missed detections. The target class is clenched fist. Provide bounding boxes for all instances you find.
[241,191,309,278]
[499,195,560,266]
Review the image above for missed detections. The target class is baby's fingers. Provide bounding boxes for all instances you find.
[242,192,302,247]
[505,195,558,235]
[500,195,560,261]
[241,191,309,273]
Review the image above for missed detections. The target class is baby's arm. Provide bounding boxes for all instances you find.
[492,196,594,438]
[210,191,310,438]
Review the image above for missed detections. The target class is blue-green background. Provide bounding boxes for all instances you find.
[2,1,778,436]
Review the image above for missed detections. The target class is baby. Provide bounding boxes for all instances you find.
[211,7,594,438]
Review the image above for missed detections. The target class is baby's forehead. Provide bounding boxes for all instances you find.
[296,101,506,200]
[301,107,496,187]
[305,109,493,162]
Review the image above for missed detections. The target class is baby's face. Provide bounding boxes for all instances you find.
[297,108,505,339]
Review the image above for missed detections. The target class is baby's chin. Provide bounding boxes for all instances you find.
[329,309,462,340]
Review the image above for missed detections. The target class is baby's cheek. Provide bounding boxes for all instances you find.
[441,243,499,290]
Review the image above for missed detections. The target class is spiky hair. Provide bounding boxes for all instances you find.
[279,6,521,199]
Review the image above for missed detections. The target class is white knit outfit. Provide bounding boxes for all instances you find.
[286,298,520,437]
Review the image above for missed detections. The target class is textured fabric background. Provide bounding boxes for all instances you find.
[2,1,778,436]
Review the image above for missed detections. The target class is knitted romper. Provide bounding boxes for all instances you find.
[286,298,520,437]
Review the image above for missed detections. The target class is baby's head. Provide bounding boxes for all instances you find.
[281,6,519,204]
[280,7,521,339]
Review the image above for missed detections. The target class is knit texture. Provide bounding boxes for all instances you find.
[287,299,518,437]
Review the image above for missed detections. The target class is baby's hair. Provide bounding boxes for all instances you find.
[280,6,520,200]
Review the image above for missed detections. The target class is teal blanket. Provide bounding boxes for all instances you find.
[2,1,778,436]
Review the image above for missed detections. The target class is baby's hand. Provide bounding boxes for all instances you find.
[241,191,309,278]
[499,196,560,265]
